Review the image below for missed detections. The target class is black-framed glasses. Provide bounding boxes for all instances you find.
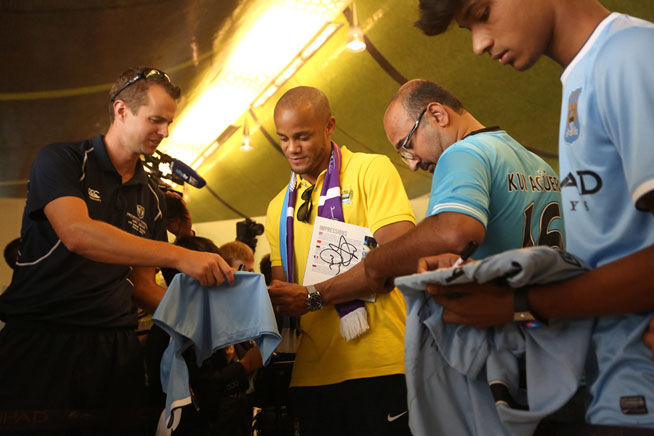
[296,185,314,223]
[110,68,171,102]
[397,108,427,163]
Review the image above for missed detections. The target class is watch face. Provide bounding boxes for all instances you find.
[306,292,322,311]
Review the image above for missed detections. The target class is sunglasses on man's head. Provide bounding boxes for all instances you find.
[111,68,171,102]
[296,185,314,223]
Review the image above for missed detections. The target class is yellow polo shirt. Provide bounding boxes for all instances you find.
[265,146,415,387]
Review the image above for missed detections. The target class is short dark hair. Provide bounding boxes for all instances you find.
[274,86,332,124]
[174,235,221,254]
[415,0,464,36]
[161,235,221,286]
[400,79,465,118]
[108,66,181,121]
[4,237,20,270]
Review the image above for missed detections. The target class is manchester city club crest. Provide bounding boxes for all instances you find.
[136,204,145,219]
[564,88,581,143]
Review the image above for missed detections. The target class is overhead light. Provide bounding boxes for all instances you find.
[160,0,349,168]
[240,117,252,151]
[346,25,366,53]
[253,21,342,108]
[346,1,366,53]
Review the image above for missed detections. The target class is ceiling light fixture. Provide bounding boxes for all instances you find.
[240,117,252,151]
[346,1,366,53]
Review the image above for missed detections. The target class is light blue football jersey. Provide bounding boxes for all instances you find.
[558,13,654,427]
[427,129,564,259]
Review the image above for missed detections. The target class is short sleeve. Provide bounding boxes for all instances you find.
[594,25,654,209]
[426,145,491,227]
[27,143,85,220]
[360,155,415,235]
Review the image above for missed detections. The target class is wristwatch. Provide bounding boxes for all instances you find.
[513,287,547,327]
[305,285,323,312]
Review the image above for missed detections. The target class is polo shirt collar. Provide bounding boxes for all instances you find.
[90,134,115,172]
[90,134,150,186]
[295,143,353,188]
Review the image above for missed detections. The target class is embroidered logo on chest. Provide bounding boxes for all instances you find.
[88,188,101,202]
[564,88,582,143]
[126,205,148,236]
[341,186,353,205]
[136,204,145,219]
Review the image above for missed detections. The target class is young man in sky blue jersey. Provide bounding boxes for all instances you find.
[411,0,654,428]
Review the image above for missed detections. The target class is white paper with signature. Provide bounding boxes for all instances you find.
[302,217,375,302]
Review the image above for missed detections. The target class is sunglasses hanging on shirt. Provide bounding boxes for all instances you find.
[296,185,314,223]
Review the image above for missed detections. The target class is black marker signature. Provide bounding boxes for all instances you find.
[319,235,359,275]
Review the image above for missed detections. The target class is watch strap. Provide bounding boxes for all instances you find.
[513,287,547,327]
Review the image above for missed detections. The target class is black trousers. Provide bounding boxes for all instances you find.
[292,374,413,436]
[0,319,149,435]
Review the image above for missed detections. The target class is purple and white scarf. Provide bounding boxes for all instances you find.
[281,142,369,341]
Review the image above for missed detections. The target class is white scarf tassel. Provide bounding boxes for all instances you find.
[339,307,370,342]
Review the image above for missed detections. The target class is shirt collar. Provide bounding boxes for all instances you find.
[462,126,501,140]
[560,12,619,85]
[90,134,150,186]
[295,144,352,188]
[90,134,115,172]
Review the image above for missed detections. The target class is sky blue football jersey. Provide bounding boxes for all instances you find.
[559,13,654,427]
[427,129,564,260]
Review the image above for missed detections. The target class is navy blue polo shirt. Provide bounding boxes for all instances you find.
[0,135,167,328]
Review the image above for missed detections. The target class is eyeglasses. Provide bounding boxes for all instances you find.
[397,108,427,163]
[296,185,314,223]
[110,68,171,102]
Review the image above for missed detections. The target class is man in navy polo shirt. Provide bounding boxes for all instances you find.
[0,67,233,434]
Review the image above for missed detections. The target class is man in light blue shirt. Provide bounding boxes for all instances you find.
[413,0,654,428]
[364,78,564,302]
[362,78,565,435]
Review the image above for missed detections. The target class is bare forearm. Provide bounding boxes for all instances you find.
[316,262,372,305]
[365,213,484,282]
[131,267,166,314]
[132,283,165,314]
[530,245,654,319]
[317,220,415,302]
[65,219,183,269]
[46,196,232,287]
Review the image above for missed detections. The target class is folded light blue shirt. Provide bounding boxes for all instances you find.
[153,272,281,432]
[396,246,593,436]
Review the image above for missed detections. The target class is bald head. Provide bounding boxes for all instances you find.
[390,79,465,120]
[384,79,474,173]
[274,86,332,124]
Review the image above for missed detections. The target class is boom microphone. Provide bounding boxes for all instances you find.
[155,151,206,188]
[170,158,206,188]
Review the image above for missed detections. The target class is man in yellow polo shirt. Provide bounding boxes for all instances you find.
[265,86,415,436]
